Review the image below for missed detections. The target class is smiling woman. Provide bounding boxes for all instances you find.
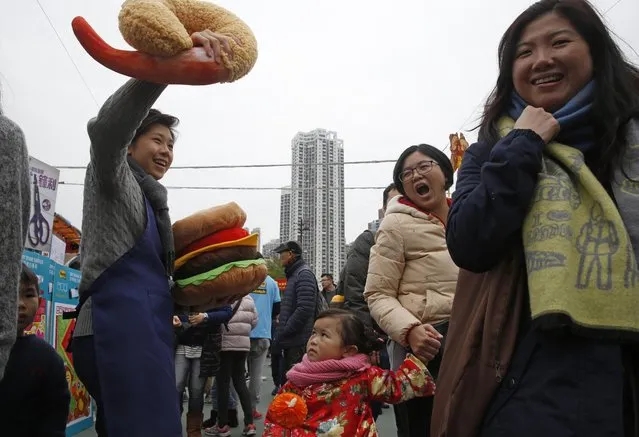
[66,28,238,437]
[512,13,593,113]
[70,78,184,437]
[433,0,639,436]
[127,109,178,180]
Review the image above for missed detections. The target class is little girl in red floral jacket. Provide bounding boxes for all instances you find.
[263,309,438,436]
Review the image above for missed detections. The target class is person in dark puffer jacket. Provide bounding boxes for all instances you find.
[174,305,232,436]
[272,241,319,378]
[343,183,400,332]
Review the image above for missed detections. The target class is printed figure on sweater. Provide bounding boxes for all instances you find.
[263,309,435,437]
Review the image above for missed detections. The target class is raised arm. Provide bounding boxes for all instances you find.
[87,79,167,184]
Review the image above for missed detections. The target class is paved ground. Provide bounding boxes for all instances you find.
[76,361,397,436]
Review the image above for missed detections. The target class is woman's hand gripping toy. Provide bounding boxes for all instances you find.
[72,0,258,85]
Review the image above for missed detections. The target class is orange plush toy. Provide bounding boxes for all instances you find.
[72,0,258,85]
[172,202,267,310]
[267,393,308,430]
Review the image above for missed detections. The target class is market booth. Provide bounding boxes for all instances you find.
[53,213,81,264]
[23,156,93,436]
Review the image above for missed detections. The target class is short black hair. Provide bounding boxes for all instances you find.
[132,109,180,145]
[316,309,383,355]
[321,273,333,280]
[392,144,454,196]
[382,183,397,209]
[20,264,38,290]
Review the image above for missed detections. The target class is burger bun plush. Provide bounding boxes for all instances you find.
[172,202,267,310]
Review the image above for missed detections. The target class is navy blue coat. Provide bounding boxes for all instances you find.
[277,258,318,349]
[448,130,626,437]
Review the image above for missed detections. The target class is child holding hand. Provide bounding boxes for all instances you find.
[263,309,437,436]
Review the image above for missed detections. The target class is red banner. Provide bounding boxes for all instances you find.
[276,279,287,291]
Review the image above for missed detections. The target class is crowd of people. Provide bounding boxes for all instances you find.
[1,0,639,436]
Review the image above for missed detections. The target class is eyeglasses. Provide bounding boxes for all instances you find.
[399,160,438,182]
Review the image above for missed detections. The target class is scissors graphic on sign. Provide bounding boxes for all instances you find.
[28,174,50,247]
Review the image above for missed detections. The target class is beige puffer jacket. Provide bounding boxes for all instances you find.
[364,196,458,347]
[221,295,258,352]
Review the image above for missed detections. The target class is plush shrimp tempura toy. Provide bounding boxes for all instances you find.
[72,0,258,85]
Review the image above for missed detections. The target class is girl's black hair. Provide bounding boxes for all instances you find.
[316,309,383,354]
[479,0,639,182]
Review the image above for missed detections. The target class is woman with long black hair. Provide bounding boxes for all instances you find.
[432,1,639,436]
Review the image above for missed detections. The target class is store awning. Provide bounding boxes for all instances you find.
[53,213,81,253]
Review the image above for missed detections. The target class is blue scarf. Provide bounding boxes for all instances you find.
[508,80,596,153]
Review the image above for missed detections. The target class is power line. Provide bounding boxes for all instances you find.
[35,0,99,108]
[58,181,386,190]
[604,0,623,14]
[55,159,397,170]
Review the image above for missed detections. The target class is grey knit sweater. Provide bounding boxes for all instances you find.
[0,112,30,379]
[75,80,167,337]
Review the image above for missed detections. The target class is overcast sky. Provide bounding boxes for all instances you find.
[1,0,637,245]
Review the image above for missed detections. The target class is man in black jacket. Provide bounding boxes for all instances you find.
[342,183,399,330]
[273,241,318,377]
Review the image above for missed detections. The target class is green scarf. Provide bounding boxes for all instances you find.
[499,117,639,338]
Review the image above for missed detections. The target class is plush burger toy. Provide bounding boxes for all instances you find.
[172,202,267,310]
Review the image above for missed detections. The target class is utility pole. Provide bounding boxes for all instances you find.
[297,217,310,243]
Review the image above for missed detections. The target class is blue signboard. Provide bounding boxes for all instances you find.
[51,265,93,436]
[21,251,54,342]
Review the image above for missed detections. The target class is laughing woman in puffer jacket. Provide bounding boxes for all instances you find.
[364,144,459,437]
[207,295,258,437]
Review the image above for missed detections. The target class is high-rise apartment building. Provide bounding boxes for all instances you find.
[262,238,281,258]
[279,186,292,243]
[279,129,345,281]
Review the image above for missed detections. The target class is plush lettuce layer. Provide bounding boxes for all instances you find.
[176,258,266,287]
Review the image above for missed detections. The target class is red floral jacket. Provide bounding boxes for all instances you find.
[263,355,435,437]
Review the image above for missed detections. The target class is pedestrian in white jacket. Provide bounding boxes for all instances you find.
[209,295,258,436]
